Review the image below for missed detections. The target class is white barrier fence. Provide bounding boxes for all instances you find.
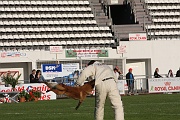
[1,77,180,103]
[117,80,126,95]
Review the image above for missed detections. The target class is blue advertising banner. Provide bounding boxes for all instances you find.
[42,64,62,72]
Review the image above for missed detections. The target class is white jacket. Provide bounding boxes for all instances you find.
[77,62,118,85]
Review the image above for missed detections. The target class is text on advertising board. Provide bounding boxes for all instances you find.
[65,49,108,58]
[50,46,63,53]
[1,52,26,58]
[117,45,127,54]
[0,83,56,102]
[42,64,62,72]
[148,77,180,93]
[129,33,147,41]
[42,63,79,79]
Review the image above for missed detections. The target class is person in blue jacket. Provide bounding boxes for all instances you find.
[126,68,134,95]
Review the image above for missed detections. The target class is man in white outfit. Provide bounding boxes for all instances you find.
[76,60,124,120]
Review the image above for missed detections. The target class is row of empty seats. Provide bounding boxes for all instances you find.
[0,1,89,5]
[0,13,94,18]
[145,0,180,3]
[0,46,113,51]
[152,37,180,40]
[0,20,97,25]
[0,33,113,40]
[152,18,180,22]
[148,31,180,35]
[147,5,180,9]
[0,6,92,11]
[149,11,180,16]
[0,40,114,46]
[146,24,180,29]
[0,26,110,32]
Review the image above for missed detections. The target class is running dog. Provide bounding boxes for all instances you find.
[44,80,95,110]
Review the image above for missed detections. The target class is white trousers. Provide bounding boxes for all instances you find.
[95,79,124,120]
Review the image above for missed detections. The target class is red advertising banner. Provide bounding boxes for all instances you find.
[0,83,56,103]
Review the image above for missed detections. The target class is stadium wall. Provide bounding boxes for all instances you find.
[121,40,180,76]
[0,40,180,79]
[0,49,124,80]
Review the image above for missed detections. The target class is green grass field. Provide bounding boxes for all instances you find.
[0,94,180,120]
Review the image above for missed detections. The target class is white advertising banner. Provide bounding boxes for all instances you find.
[0,83,56,102]
[129,33,147,41]
[116,45,127,54]
[148,77,180,93]
[0,51,26,58]
[42,63,79,80]
[117,80,125,95]
[50,46,63,54]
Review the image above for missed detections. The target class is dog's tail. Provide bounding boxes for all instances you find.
[43,82,58,89]
[42,82,65,94]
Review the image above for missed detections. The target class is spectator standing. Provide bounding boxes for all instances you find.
[30,69,36,83]
[176,68,180,77]
[126,68,134,96]
[167,69,174,77]
[35,70,45,82]
[154,68,162,78]
[114,66,122,79]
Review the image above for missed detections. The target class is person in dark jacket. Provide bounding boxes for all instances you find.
[167,69,174,77]
[154,68,162,78]
[176,68,180,77]
[35,70,45,82]
[30,69,36,83]
[126,68,134,95]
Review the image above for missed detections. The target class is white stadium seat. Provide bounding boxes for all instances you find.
[33,41,39,46]
[61,41,66,45]
[78,40,83,44]
[44,41,50,45]
[15,42,21,46]
[94,40,99,44]
[3,42,10,46]
[55,41,61,45]
[72,41,78,45]
[27,41,33,46]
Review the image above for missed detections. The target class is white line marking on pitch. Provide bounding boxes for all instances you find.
[4,112,180,116]
[126,113,180,116]
[4,112,91,115]
[6,113,24,114]
[130,102,180,106]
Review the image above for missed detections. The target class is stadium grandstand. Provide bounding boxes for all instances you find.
[1,0,179,50]
[0,0,114,50]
